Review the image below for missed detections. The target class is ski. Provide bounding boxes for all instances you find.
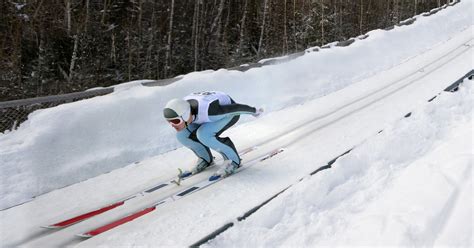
[77,205,159,238]
[41,201,127,229]
[41,147,256,229]
[77,147,284,238]
[42,146,257,229]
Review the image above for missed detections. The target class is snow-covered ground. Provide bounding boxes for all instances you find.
[0,1,472,247]
[206,81,473,248]
[0,0,472,211]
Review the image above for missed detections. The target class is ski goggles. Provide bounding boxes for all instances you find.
[167,117,184,126]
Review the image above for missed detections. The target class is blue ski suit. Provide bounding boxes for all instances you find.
[176,91,257,165]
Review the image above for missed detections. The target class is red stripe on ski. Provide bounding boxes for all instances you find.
[80,206,156,237]
[46,201,125,228]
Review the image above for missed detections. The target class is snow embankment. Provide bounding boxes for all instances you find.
[205,81,473,247]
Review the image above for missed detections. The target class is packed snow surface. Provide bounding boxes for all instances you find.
[206,82,473,247]
[0,1,472,247]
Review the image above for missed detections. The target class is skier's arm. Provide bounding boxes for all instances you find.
[208,100,257,116]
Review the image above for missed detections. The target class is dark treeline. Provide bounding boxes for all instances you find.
[1,0,448,101]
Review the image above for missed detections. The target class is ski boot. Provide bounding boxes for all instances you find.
[179,158,214,179]
[209,160,240,181]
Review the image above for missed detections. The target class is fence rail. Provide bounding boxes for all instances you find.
[0,88,113,133]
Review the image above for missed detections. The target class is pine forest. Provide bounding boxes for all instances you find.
[0,0,449,101]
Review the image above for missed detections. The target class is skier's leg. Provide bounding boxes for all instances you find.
[196,116,240,165]
[216,137,238,160]
[176,123,213,163]
[215,116,239,162]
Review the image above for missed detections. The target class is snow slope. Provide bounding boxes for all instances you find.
[0,0,472,211]
[205,81,473,248]
[0,1,472,247]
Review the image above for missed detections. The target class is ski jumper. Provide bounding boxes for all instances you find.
[175,91,257,165]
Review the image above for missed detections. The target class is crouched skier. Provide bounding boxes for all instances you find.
[163,91,262,178]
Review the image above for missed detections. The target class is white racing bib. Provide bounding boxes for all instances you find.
[184,91,231,124]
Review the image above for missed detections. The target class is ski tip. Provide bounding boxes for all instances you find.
[76,233,93,238]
